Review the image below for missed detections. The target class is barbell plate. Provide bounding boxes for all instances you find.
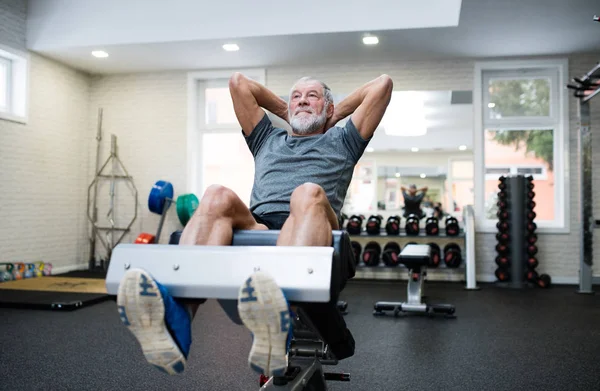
[148,180,174,214]
[177,194,199,226]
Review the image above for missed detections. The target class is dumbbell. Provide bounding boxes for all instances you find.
[169,230,183,245]
[346,215,364,235]
[366,215,384,235]
[495,268,510,282]
[495,255,510,267]
[497,210,509,220]
[527,245,538,256]
[536,274,552,288]
[527,233,537,245]
[425,217,439,236]
[443,243,462,268]
[405,214,420,236]
[496,232,509,242]
[498,176,507,190]
[385,215,401,235]
[497,221,509,231]
[338,213,348,229]
[362,242,381,266]
[525,269,539,283]
[496,243,509,254]
[527,257,538,268]
[382,242,401,267]
[428,243,441,268]
[350,241,362,266]
[445,216,460,236]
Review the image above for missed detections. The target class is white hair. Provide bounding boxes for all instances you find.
[289,77,333,108]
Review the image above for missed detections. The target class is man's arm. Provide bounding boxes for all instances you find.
[229,73,289,136]
[325,75,393,139]
[419,186,429,193]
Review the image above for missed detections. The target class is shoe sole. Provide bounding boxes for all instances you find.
[117,268,186,375]
[238,271,290,376]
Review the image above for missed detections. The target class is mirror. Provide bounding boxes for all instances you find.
[342,90,474,220]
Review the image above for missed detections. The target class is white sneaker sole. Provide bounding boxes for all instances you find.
[117,268,186,375]
[238,271,290,376]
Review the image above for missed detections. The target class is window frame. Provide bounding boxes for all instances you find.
[0,55,12,113]
[474,59,570,234]
[186,69,266,196]
[0,45,29,124]
[485,164,548,181]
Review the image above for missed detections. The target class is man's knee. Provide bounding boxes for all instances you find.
[290,182,327,211]
[196,184,239,217]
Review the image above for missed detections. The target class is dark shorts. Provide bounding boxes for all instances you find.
[252,212,290,230]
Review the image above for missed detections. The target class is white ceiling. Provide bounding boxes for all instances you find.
[28,0,600,74]
[27,0,600,74]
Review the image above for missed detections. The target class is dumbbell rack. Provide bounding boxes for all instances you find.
[494,175,551,289]
[348,217,471,285]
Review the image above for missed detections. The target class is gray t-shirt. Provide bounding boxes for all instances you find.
[244,113,370,217]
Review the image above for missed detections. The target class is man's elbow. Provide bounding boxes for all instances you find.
[229,72,247,90]
[379,74,393,91]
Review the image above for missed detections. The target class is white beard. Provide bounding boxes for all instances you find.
[290,108,328,135]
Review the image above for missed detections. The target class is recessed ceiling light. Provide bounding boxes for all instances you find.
[91,51,109,58]
[395,173,400,178]
[459,145,467,151]
[366,147,375,153]
[488,103,496,108]
[223,43,240,52]
[420,173,427,179]
[411,147,419,152]
[362,36,379,45]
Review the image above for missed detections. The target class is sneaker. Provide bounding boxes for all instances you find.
[117,268,192,375]
[238,271,292,377]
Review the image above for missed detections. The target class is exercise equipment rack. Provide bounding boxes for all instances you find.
[87,108,139,271]
[567,61,600,294]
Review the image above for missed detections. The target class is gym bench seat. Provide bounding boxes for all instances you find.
[373,244,455,317]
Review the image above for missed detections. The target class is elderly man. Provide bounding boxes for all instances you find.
[116,72,393,376]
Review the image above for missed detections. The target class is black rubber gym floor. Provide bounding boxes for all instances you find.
[1,280,599,390]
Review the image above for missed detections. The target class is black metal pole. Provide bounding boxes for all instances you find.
[509,176,524,289]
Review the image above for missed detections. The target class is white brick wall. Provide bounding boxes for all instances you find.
[0,0,90,272]
[0,58,90,270]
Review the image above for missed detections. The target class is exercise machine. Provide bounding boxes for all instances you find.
[373,244,455,317]
[106,229,355,390]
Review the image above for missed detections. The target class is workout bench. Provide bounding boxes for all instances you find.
[106,229,355,391]
[373,244,455,317]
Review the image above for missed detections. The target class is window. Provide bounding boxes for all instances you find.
[475,60,569,232]
[204,84,238,126]
[187,69,266,205]
[0,46,28,123]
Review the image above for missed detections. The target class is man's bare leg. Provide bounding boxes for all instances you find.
[276,182,339,247]
[179,184,267,316]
